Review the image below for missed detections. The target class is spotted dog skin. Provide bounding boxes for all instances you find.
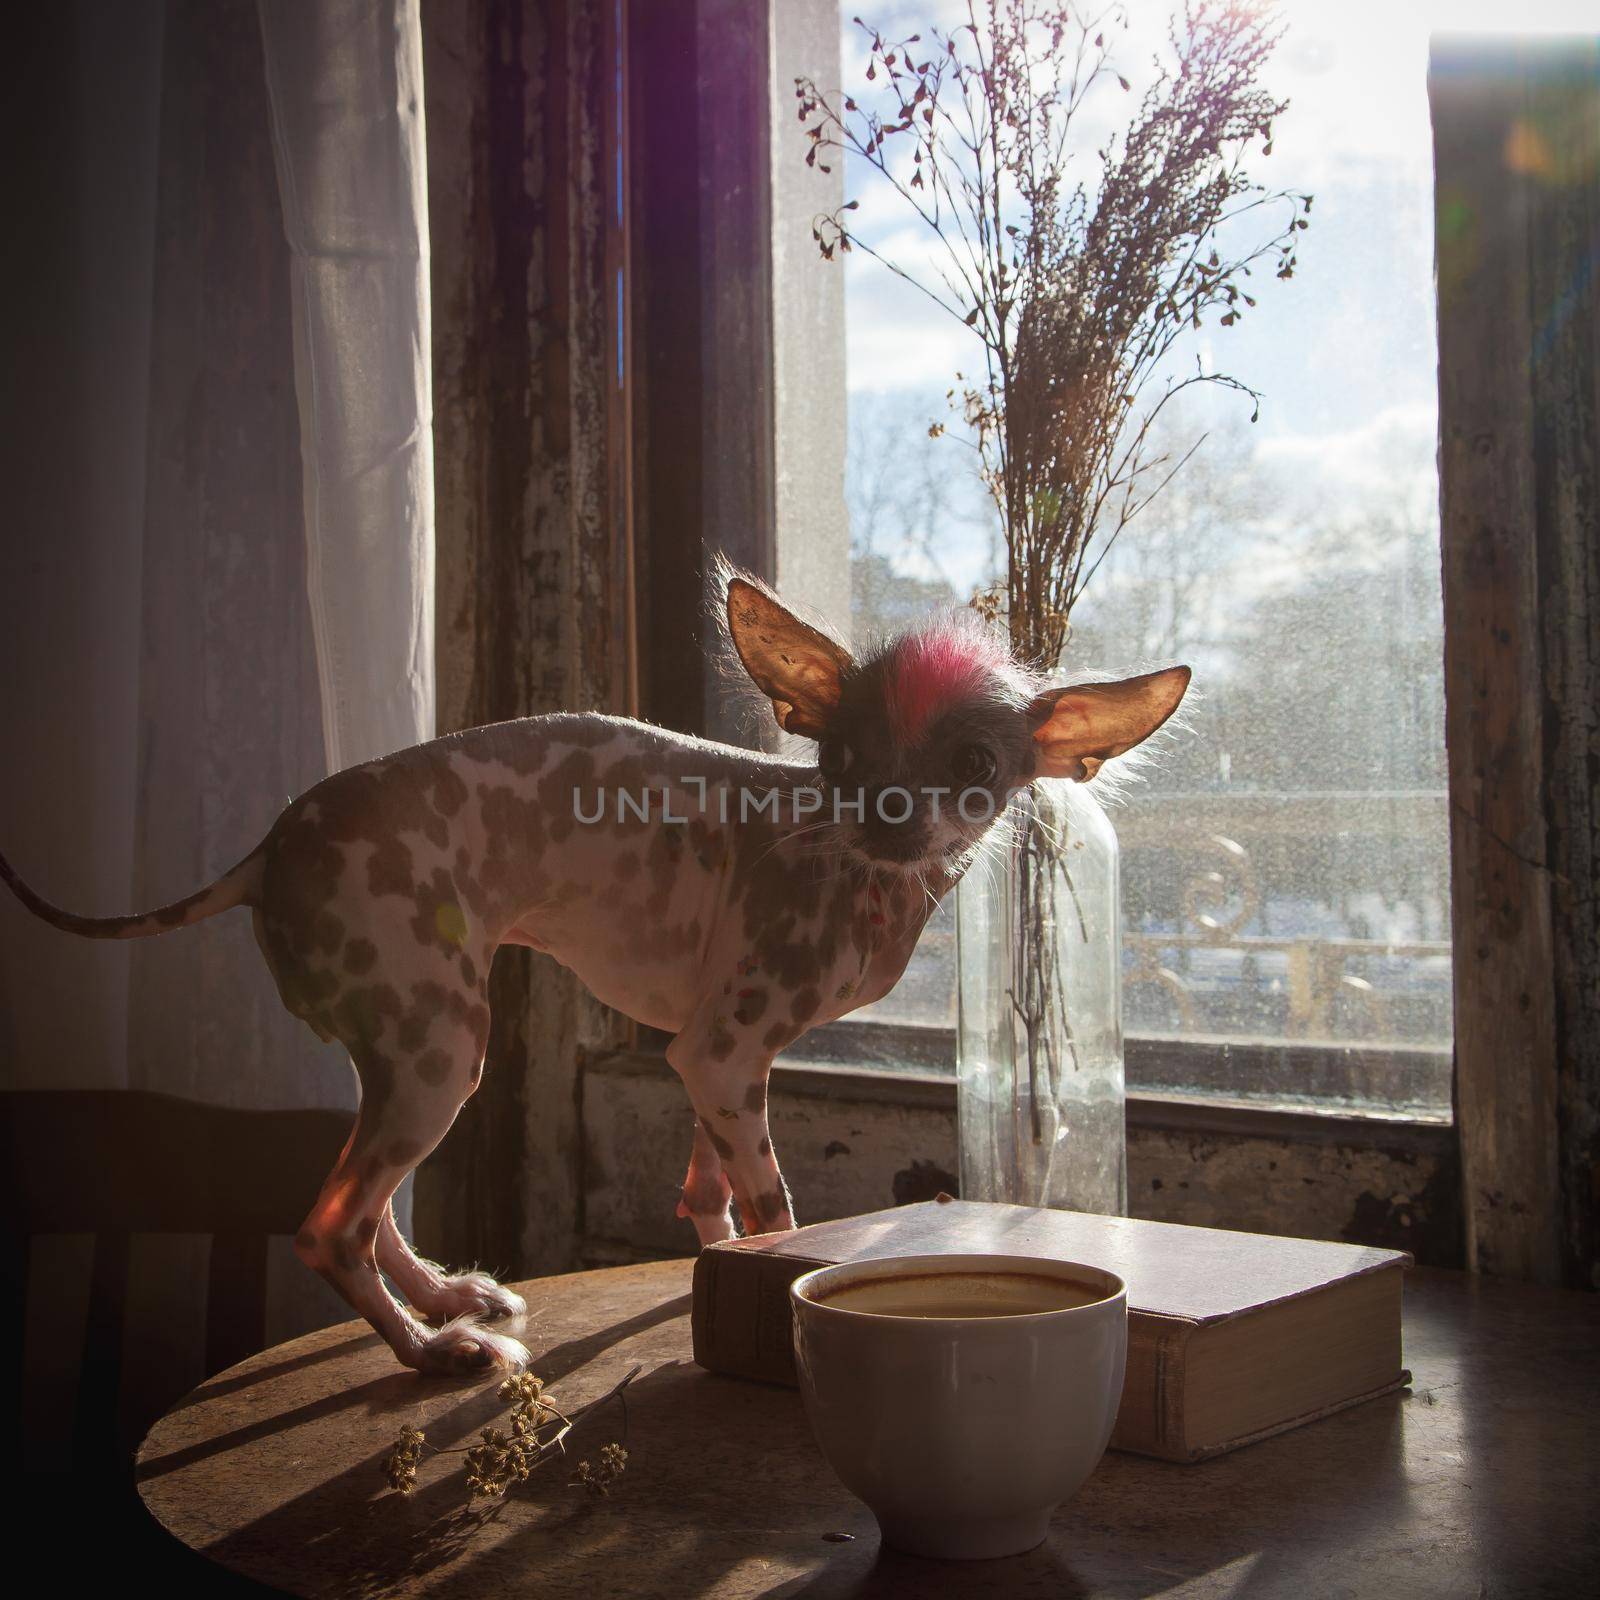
[0,572,1188,1375]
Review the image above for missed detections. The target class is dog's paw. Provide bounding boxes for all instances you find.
[434,1271,527,1323]
[417,1316,531,1376]
[412,1271,526,1324]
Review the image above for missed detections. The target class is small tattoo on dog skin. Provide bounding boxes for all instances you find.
[0,567,1188,1376]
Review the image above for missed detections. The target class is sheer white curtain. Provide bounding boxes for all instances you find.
[255,0,437,1259]
[1,1,437,1457]
[259,0,435,772]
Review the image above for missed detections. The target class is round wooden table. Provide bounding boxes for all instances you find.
[138,1260,1599,1598]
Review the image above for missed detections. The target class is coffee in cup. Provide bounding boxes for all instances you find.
[812,1268,1106,1319]
[791,1252,1127,1561]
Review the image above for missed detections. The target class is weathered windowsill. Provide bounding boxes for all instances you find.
[580,1048,1462,1268]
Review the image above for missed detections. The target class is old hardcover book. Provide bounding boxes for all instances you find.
[691,1198,1411,1463]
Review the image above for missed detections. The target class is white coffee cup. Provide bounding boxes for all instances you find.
[790,1252,1127,1561]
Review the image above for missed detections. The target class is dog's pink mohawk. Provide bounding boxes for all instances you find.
[883,622,1018,745]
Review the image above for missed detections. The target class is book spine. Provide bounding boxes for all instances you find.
[1110,1313,1194,1462]
[692,1249,821,1384]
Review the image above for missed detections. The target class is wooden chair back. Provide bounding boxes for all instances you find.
[1,1089,351,1474]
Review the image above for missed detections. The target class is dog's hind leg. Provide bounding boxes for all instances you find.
[295,1021,530,1375]
[375,1203,527,1324]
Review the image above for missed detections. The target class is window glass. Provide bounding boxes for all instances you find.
[831,0,1583,1109]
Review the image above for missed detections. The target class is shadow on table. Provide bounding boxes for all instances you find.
[1450,1277,1600,1598]
[138,1364,427,1484]
[180,1292,1419,1600]
[458,1385,1406,1598]
[438,1368,1413,1600]
[169,1292,698,1593]
[520,1291,695,1386]
[139,1293,694,1488]
[192,1329,383,1404]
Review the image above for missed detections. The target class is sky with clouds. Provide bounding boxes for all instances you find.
[838,0,1591,597]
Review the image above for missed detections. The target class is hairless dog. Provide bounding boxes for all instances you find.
[1,571,1187,1374]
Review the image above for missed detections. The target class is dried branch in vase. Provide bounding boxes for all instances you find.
[799,4,1301,1209]
[796,0,1308,665]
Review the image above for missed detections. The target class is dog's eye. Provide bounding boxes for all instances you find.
[952,744,997,788]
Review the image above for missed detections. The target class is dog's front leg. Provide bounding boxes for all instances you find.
[668,1016,795,1239]
[375,1202,527,1324]
[675,1119,737,1246]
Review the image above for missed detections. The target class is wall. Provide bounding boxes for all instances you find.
[580,1053,1464,1268]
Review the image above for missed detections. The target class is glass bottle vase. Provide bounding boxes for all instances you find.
[954,778,1127,1214]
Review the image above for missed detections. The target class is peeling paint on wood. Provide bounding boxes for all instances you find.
[892,1159,959,1206]
[1432,37,1599,1289]
[1525,46,1600,1292]
[416,0,629,1279]
[1128,1127,1461,1267]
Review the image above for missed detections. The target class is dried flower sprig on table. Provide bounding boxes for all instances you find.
[382,1364,640,1502]
[572,1441,630,1497]
[384,1424,428,1493]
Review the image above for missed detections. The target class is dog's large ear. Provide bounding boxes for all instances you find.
[1028,666,1191,781]
[725,576,852,739]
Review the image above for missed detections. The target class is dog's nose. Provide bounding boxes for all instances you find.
[860,788,929,860]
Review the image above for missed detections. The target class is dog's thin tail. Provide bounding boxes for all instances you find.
[0,845,264,940]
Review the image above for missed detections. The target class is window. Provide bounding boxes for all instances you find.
[798,0,1578,1117]
[579,0,1600,1270]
